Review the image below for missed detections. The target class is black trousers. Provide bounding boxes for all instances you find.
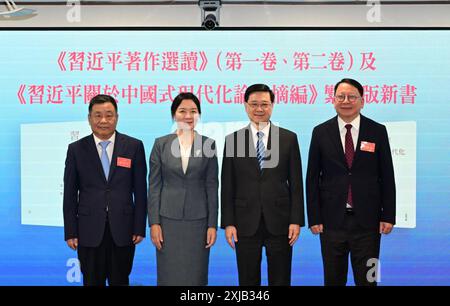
[235,218,292,286]
[320,211,381,286]
[77,222,136,286]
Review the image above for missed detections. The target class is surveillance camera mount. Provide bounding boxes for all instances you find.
[198,0,222,30]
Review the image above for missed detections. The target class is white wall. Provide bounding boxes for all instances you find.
[0,3,449,27]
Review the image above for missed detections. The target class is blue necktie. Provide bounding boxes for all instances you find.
[256,131,265,170]
[99,141,111,180]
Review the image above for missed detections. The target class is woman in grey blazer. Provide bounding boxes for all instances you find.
[148,92,218,286]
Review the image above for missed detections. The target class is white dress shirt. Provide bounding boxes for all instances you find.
[93,132,116,163]
[337,115,360,153]
[250,122,271,152]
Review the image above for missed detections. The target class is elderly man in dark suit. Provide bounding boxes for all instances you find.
[306,78,396,286]
[63,94,147,286]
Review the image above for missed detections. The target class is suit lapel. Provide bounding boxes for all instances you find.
[260,123,276,179]
[183,132,202,176]
[245,125,261,173]
[266,124,273,152]
[166,133,184,176]
[108,131,125,182]
[351,115,368,168]
[327,116,348,168]
[86,134,108,183]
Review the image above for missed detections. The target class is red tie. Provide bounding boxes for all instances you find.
[345,124,354,208]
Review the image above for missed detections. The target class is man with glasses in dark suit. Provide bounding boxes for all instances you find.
[306,78,396,286]
[221,84,305,286]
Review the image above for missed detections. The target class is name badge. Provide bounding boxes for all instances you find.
[117,157,132,168]
[360,141,376,153]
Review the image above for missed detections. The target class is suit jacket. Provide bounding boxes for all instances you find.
[147,133,218,228]
[306,115,396,230]
[63,132,147,247]
[220,123,305,237]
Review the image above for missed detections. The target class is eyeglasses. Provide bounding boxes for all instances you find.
[247,103,272,110]
[334,94,361,103]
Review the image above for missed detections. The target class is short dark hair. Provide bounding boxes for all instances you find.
[334,78,364,97]
[244,84,275,103]
[88,94,118,113]
[171,92,202,118]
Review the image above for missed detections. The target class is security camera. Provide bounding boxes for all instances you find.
[198,0,221,30]
[203,13,218,30]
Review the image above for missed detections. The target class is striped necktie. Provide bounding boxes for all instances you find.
[256,131,265,170]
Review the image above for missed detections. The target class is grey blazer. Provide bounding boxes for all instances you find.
[148,133,218,228]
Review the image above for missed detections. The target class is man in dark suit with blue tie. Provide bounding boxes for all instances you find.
[306,78,396,286]
[63,94,147,286]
